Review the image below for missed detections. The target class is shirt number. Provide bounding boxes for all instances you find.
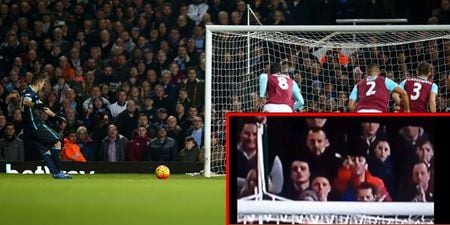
[366,81,376,96]
[277,77,289,90]
[411,82,422,100]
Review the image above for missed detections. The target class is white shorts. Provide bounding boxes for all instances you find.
[263,104,293,112]
[357,109,383,113]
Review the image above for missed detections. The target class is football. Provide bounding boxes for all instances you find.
[155,165,170,179]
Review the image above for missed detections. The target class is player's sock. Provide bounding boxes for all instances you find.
[42,153,60,174]
[50,147,62,171]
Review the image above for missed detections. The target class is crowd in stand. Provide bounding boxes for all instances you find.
[0,0,449,162]
[237,117,434,202]
[0,0,211,162]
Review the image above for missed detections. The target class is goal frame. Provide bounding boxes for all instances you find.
[203,24,450,177]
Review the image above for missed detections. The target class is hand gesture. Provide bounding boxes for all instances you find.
[377,193,387,202]
[413,185,426,202]
[343,156,354,170]
[43,107,55,117]
[318,190,329,201]
[258,98,266,111]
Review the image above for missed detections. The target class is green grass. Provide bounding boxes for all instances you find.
[0,174,225,225]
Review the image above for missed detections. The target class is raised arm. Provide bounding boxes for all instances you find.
[393,86,410,112]
[386,78,409,112]
[392,80,405,111]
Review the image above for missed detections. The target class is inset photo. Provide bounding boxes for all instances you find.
[226,113,448,224]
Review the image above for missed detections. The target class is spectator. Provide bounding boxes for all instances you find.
[236,119,258,180]
[152,84,174,114]
[100,83,114,103]
[281,160,312,200]
[356,182,381,202]
[76,126,96,161]
[367,139,396,199]
[415,137,434,167]
[160,69,178,103]
[128,85,142,109]
[433,0,450,24]
[5,90,21,117]
[142,95,157,123]
[0,32,24,73]
[175,102,188,129]
[109,90,128,120]
[151,107,169,130]
[177,88,192,112]
[62,131,87,162]
[192,25,205,54]
[188,0,209,25]
[286,0,313,25]
[178,136,201,161]
[0,122,24,161]
[334,148,392,201]
[11,108,23,136]
[84,96,112,130]
[217,11,229,25]
[94,65,117,86]
[174,46,196,75]
[127,125,150,161]
[0,114,7,139]
[391,125,429,189]
[166,115,184,150]
[182,67,205,108]
[136,113,151,133]
[398,161,434,202]
[300,127,342,179]
[176,15,194,39]
[184,116,204,148]
[169,62,185,88]
[100,124,129,162]
[148,126,178,161]
[116,99,139,139]
[311,174,333,201]
[82,85,111,113]
[113,54,131,82]
[348,122,383,157]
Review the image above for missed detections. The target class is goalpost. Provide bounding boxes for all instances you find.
[238,201,434,224]
[204,25,450,177]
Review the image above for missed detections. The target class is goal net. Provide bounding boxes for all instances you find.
[203,25,450,177]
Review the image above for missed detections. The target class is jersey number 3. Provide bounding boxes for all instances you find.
[277,77,289,90]
[411,82,422,100]
[365,81,376,96]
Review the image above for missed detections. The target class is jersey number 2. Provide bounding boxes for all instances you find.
[365,81,376,96]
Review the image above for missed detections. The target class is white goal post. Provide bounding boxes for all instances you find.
[203,25,450,177]
[238,200,434,224]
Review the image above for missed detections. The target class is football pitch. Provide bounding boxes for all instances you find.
[0,174,225,225]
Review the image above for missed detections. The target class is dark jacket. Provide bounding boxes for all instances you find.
[149,137,178,161]
[178,146,200,162]
[100,135,129,161]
